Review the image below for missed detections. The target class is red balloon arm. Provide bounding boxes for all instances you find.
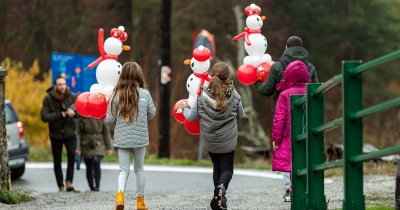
[98,28,105,57]
[84,57,104,70]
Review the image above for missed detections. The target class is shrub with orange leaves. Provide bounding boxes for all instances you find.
[1,57,51,147]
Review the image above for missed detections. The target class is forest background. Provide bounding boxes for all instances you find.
[1,0,400,161]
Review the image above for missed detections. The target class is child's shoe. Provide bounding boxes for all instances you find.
[115,190,124,210]
[136,195,148,210]
[282,189,292,202]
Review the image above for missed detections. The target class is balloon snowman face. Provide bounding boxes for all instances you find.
[189,58,210,74]
[246,15,264,30]
[104,38,123,55]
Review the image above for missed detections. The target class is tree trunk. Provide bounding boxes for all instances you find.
[0,67,10,190]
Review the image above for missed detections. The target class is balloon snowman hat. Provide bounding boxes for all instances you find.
[183,45,211,107]
[233,3,273,85]
[86,26,130,98]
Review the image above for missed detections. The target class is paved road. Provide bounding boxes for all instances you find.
[12,162,283,193]
[6,162,395,209]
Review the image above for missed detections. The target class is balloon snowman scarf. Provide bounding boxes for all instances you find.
[75,26,130,119]
[233,3,274,85]
[172,45,211,135]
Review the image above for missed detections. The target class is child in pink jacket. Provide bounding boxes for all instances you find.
[271,60,310,202]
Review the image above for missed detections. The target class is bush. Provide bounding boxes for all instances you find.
[0,187,35,204]
[1,57,51,147]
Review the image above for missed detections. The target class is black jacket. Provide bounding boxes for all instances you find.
[256,46,318,113]
[40,87,77,139]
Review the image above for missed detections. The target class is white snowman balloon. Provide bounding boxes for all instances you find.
[87,26,130,98]
[184,45,211,107]
[233,4,272,68]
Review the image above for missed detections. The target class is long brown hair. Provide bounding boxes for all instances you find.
[208,62,232,110]
[110,61,147,122]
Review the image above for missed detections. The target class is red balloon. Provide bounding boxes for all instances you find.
[75,92,91,117]
[257,62,272,82]
[184,117,200,135]
[86,93,108,119]
[237,64,257,85]
[172,99,188,123]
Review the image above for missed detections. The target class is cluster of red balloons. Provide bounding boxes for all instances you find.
[75,92,108,119]
[172,99,200,135]
[237,62,272,85]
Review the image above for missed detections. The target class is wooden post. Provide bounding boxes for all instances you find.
[0,67,10,190]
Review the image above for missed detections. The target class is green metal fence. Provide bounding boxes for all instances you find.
[290,50,400,210]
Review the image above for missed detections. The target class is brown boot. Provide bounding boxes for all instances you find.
[136,195,148,210]
[59,186,65,192]
[65,180,75,191]
[115,190,124,210]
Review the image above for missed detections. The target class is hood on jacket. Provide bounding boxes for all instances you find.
[281,46,309,64]
[276,60,310,91]
[201,86,240,120]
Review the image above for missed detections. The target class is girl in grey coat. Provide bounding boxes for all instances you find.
[183,62,244,210]
[104,62,156,210]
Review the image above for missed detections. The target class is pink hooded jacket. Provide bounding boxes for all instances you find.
[272,60,310,172]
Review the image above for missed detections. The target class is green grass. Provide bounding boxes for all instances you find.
[0,187,35,204]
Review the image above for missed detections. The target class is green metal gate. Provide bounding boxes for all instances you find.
[290,50,400,209]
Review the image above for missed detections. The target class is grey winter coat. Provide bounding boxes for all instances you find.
[183,86,243,154]
[104,88,156,148]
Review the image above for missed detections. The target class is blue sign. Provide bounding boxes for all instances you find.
[51,52,99,94]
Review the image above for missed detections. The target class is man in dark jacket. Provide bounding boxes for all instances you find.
[255,36,318,202]
[40,76,77,192]
[256,36,319,114]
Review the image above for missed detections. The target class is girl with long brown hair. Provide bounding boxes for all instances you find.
[104,61,156,210]
[183,62,244,210]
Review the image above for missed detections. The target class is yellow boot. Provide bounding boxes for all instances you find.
[136,195,148,210]
[115,190,124,210]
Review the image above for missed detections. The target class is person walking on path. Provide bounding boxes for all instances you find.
[271,60,310,202]
[183,62,244,210]
[40,76,77,192]
[256,36,318,201]
[103,61,156,210]
[76,116,113,192]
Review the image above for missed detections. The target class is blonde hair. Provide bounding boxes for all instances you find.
[110,61,147,122]
[208,62,232,110]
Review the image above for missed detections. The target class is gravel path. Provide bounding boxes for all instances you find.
[1,174,395,210]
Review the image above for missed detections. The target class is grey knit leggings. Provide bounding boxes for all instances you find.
[117,147,146,196]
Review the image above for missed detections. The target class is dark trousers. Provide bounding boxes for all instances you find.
[208,151,235,190]
[50,135,77,188]
[84,155,103,190]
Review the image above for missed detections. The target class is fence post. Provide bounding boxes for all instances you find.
[306,83,326,209]
[342,61,364,210]
[291,95,307,209]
